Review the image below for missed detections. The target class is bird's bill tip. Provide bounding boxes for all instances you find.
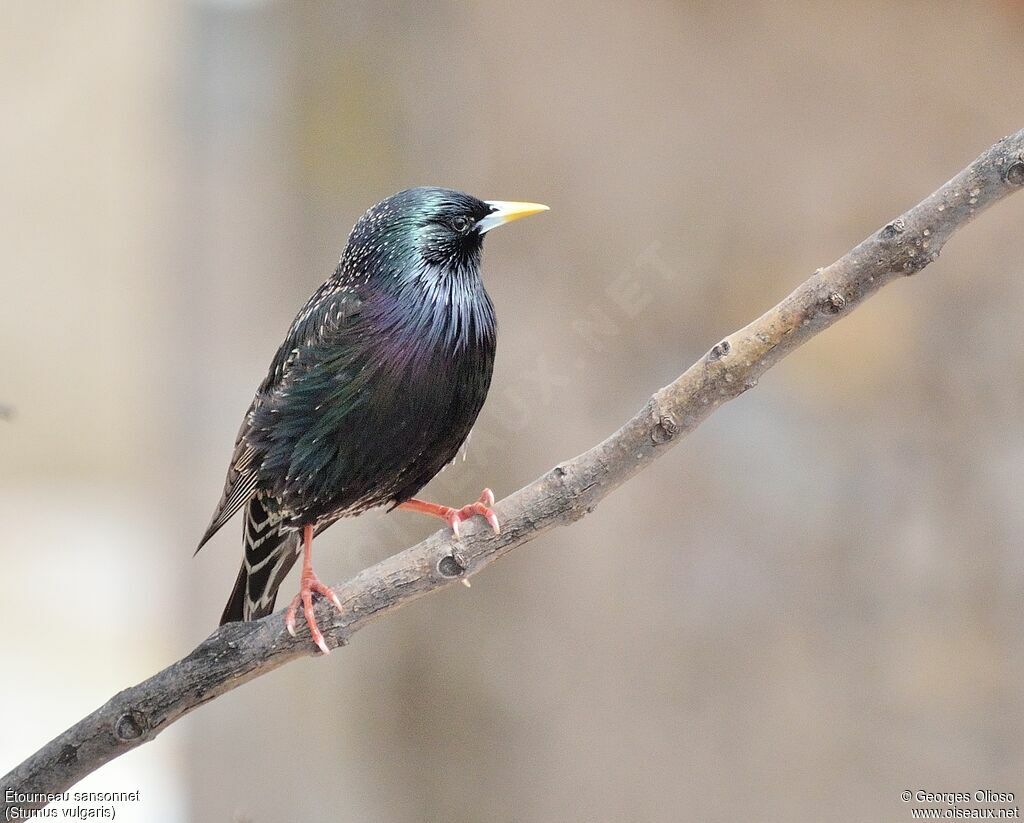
[477,200,550,233]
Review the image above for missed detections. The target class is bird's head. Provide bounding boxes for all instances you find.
[341,187,548,284]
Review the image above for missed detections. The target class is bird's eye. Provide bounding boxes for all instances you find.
[451,216,471,234]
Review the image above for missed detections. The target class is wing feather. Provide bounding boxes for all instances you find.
[195,282,362,553]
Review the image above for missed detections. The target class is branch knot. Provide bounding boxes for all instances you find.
[880,218,906,239]
[651,415,678,444]
[437,551,468,578]
[113,710,148,742]
[708,340,731,361]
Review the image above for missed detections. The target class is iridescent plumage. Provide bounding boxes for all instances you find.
[196,188,546,639]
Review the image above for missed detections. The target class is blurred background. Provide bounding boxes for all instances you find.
[3,1,1024,821]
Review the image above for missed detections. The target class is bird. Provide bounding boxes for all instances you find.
[195,187,548,654]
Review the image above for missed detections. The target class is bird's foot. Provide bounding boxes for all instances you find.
[445,488,501,539]
[399,488,500,540]
[285,566,342,656]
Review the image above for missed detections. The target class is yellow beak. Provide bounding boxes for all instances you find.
[477,200,550,234]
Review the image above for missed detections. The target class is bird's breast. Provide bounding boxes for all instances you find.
[263,290,497,525]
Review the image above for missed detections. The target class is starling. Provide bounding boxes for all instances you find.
[196,188,548,653]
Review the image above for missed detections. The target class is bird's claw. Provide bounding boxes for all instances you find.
[398,488,500,540]
[285,569,342,655]
[446,488,501,540]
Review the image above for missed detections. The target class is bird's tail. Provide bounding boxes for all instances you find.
[220,497,301,625]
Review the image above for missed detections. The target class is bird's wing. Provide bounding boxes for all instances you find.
[194,413,262,553]
[195,281,362,552]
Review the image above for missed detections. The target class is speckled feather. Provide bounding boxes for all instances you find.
[198,188,499,623]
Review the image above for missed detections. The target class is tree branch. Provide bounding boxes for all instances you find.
[5,130,1024,812]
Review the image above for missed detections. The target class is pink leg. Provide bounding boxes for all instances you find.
[284,524,343,655]
[399,488,501,539]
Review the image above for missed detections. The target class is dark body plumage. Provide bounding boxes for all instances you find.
[198,188,504,624]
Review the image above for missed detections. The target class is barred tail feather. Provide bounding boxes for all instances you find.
[220,497,301,625]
